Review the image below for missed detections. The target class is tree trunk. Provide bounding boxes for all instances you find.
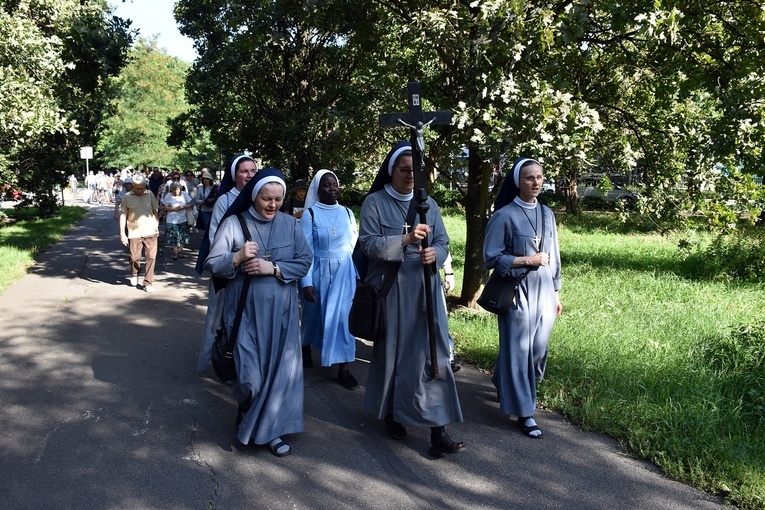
[457,142,491,307]
[564,163,580,215]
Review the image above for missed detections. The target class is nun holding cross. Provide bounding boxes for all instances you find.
[359,142,465,457]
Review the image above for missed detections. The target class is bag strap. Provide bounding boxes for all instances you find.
[539,204,546,253]
[309,206,352,224]
[228,214,253,345]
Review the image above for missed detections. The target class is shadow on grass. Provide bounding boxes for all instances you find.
[561,250,684,275]
[0,206,87,254]
[557,210,660,235]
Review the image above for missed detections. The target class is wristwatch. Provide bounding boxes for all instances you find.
[272,262,278,276]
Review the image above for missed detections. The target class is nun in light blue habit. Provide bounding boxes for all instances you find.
[299,169,360,389]
[205,168,312,457]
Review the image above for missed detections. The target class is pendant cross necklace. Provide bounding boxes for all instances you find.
[253,218,275,261]
[318,207,339,236]
[519,205,540,248]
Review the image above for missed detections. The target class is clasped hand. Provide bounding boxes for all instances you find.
[242,257,273,276]
[530,251,549,267]
[407,223,430,244]
[234,241,260,273]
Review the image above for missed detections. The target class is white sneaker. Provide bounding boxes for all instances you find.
[144,285,155,293]
[129,276,138,286]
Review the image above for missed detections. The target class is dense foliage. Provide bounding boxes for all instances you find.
[97,40,194,170]
[174,0,393,182]
[0,0,132,215]
[5,0,765,295]
[173,0,765,304]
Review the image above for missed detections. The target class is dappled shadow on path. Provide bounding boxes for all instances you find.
[0,207,725,509]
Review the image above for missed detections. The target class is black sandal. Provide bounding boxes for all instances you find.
[519,417,542,438]
[429,431,465,456]
[269,440,291,457]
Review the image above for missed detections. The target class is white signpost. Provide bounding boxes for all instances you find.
[80,146,93,176]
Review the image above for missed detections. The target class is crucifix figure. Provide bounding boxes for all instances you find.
[380,82,451,190]
[379,81,452,380]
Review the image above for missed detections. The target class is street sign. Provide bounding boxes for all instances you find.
[80,147,93,160]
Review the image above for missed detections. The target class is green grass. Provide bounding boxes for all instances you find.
[0,206,87,292]
[442,210,765,509]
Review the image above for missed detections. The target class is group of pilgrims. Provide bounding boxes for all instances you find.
[195,143,562,457]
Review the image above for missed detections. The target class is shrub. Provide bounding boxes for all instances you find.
[597,174,614,193]
[429,182,463,208]
[539,190,565,208]
[340,186,367,207]
[580,195,611,210]
[695,320,765,421]
[680,229,765,282]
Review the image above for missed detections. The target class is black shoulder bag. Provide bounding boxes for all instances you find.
[211,214,253,382]
[477,204,546,316]
[348,200,417,342]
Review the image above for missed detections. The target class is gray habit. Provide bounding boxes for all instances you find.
[483,200,561,417]
[205,210,312,445]
[359,190,463,427]
[197,189,240,372]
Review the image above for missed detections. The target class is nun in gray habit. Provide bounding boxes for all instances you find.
[359,141,464,456]
[484,157,562,438]
[196,154,257,373]
[205,168,312,456]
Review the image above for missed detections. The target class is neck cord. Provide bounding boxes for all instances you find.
[517,202,540,247]
[316,204,341,236]
[251,217,276,261]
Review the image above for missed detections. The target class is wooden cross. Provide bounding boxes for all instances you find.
[379,81,452,380]
[379,82,452,190]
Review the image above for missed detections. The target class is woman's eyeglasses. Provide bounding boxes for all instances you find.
[394,167,414,175]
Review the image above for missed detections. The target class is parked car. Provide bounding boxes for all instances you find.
[578,183,638,208]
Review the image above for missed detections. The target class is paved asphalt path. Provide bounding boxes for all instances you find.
[0,201,728,509]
